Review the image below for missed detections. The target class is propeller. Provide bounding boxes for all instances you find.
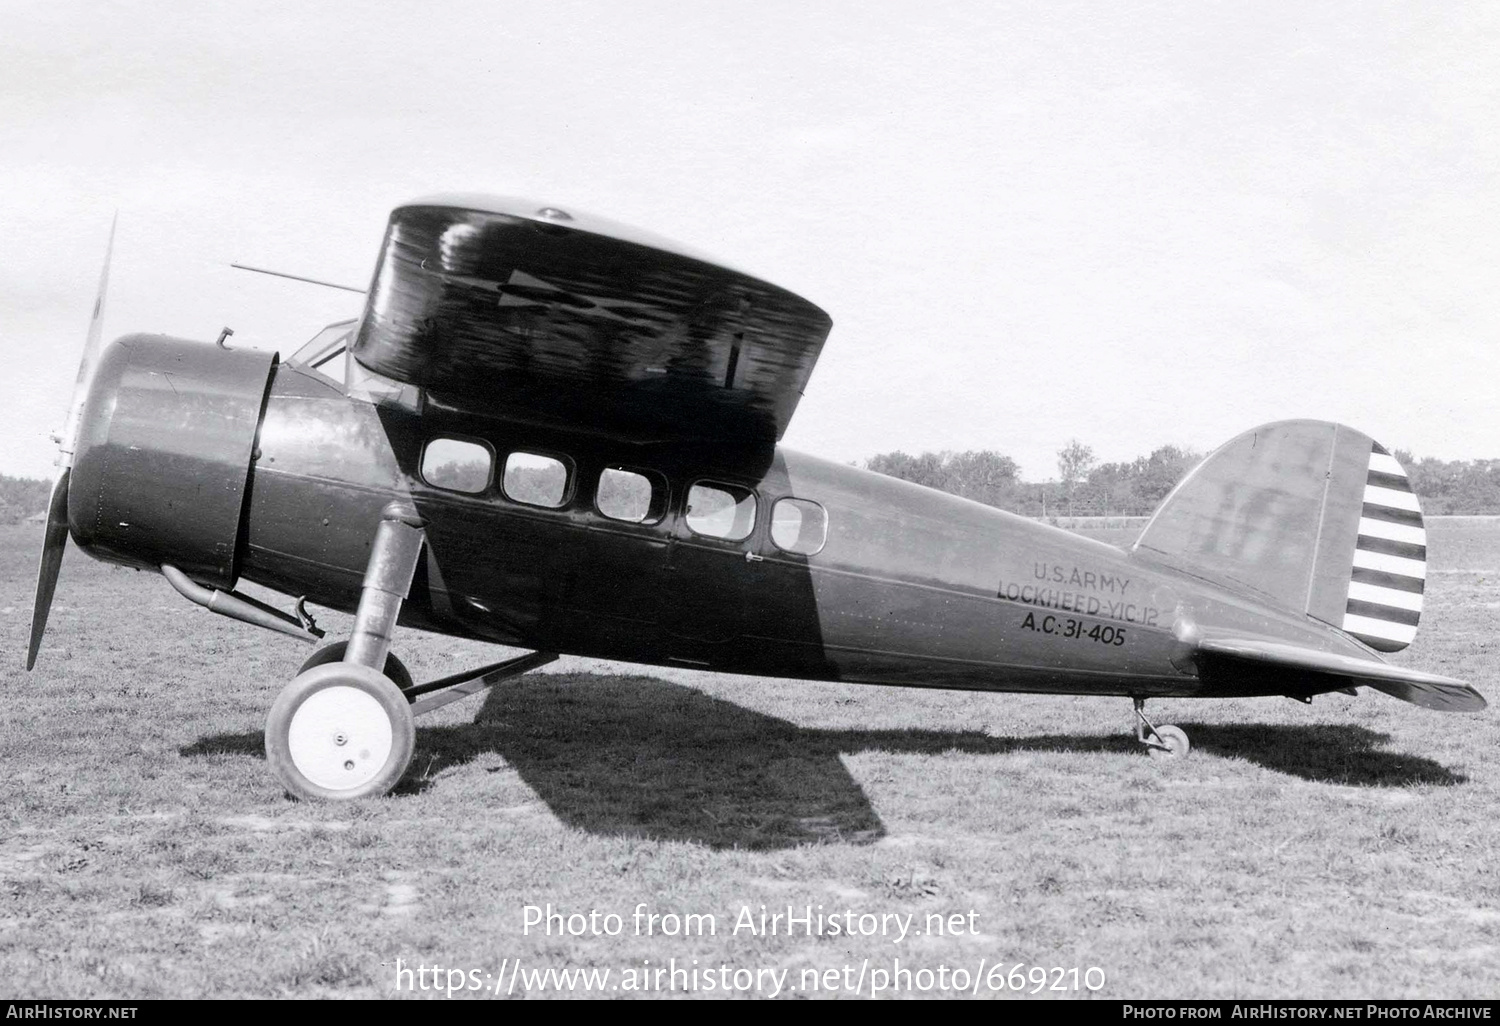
[26,217,116,670]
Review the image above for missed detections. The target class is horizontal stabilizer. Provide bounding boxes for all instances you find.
[1194,634,1485,712]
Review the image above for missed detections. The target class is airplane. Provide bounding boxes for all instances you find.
[25,195,1486,801]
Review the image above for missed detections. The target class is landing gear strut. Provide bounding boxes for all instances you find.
[263,501,559,801]
[266,501,426,801]
[1133,697,1190,759]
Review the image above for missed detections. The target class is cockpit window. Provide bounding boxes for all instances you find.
[289,321,357,384]
[309,345,347,385]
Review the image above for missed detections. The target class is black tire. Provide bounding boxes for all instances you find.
[299,640,415,692]
[265,663,415,800]
[1147,724,1191,759]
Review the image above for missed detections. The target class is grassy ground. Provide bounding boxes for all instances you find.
[0,522,1496,999]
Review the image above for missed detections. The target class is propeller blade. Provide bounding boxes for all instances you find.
[59,214,116,468]
[29,216,115,669]
[26,469,71,670]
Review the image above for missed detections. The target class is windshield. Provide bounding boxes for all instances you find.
[288,320,357,385]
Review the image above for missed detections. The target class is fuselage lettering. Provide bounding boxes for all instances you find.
[1002,569,1157,627]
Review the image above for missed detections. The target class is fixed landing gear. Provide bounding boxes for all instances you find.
[1133,697,1190,759]
[263,500,558,801]
[266,501,426,802]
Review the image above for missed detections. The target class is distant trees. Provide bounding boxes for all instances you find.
[1395,451,1500,514]
[864,443,1500,518]
[865,450,1022,508]
[866,444,1201,517]
[1081,445,1201,516]
[863,447,1051,516]
[1056,440,1096,488]
[0,474,51,526]
[1056,439,1097,516]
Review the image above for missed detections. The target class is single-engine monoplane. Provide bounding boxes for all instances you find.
[26,196,1486,800]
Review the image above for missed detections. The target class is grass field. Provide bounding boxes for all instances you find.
[1,521,1497,999]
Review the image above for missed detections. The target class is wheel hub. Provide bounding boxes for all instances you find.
[285,685,394,791]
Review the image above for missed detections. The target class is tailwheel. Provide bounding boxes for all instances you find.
[1146,724,1190,760]
[266,663,415,800]
[1133,697,1191,759]
[299,640,415,692]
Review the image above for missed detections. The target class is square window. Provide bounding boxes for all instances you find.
[504,452,569,508]
[771,497,828,555]
[597,467,660,523]
[421,437,492,494]
[686,482,756,541]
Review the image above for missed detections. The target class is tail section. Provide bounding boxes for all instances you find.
[1134,420,1424,652]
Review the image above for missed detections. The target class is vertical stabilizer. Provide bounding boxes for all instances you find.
[1134,420,1424,653]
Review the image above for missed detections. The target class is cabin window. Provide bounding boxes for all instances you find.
[421,437,492,494]
[504,451,569,508]
[770,498,828,556]
[596,467,663,524]
[685,482,757,541]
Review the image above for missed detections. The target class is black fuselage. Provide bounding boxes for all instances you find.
[228,361,1356,699]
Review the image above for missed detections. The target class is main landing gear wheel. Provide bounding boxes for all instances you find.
[265,663,415,801]
[299,640,415,692]
[1146,724,1190,760]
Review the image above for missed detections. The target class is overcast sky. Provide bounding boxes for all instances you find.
[3,1,1496,482]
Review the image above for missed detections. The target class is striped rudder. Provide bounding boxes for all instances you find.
[1342,443,1424,652]
[1135,421,1429,654]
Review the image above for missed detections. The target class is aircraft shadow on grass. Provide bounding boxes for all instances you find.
[182,672,1466,851]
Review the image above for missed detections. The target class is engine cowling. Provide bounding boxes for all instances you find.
[68,334,278,588]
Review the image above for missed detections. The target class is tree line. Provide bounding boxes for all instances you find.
[866,443,1500,518]
[1395,452,1500,515]
[866,441,1199,517]
[0,474,51,526]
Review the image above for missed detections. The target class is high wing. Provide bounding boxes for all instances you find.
[1191,630,1486,712]
[350,195,833,444]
